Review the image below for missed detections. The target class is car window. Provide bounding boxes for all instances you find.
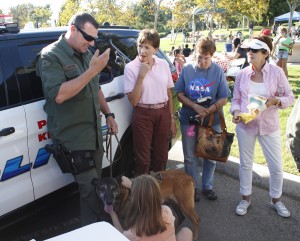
[111,37,138,61]
[0,54,21,109]
[0,60,7,108]
[94,35,125,85]
[111,38,175,73]
[16,44,45,103]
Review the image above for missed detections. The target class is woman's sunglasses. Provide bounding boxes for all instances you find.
[246,48,267,54]
[74,24,97,42]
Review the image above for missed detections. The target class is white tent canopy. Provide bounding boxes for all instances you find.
[274,11,300,22]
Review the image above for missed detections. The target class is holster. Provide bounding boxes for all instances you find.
[45,144,95,174]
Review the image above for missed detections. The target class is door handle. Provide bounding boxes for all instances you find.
[0,127,15,137]
[105,93,125,102]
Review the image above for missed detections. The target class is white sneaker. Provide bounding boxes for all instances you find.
[236,200,251,216]
[271,201,290,218]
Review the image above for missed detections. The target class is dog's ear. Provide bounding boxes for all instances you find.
[91,178,100,186]
[115,176,122,185]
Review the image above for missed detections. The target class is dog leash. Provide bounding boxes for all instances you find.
[105,130,122,177]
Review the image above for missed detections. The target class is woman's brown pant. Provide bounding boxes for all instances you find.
[132,105,171,176]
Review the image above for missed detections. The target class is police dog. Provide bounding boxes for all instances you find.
[92,170,200,241]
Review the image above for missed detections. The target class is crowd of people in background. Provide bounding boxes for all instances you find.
[167,22,297,88]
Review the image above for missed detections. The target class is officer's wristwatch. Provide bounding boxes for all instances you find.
[105,113,115,119]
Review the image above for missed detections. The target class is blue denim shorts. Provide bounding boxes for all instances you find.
[277,50,289,59]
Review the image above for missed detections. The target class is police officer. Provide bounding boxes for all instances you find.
[37,13,118,226]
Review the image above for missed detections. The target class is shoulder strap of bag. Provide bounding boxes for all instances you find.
[218,110,227,132]
[206,110,227,131]
[207,112,214,127]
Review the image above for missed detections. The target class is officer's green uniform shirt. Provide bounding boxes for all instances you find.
[38,34,102,151]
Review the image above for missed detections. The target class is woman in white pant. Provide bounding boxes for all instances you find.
[230,36,294,218]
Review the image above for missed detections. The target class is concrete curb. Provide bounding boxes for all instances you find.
[216,156,300,201]
[169,140,300,201]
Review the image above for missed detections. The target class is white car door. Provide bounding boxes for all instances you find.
[0,45,35,217]
[0,106,34,216]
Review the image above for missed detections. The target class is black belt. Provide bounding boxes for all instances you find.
[279,49,287,51]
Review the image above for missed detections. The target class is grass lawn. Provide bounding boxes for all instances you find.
[163,27,300,176]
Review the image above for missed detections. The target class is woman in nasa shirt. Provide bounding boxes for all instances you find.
[174,37,230,202]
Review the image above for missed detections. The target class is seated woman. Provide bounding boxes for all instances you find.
[105,175,194,241]
[226,34,234,44]
[228,38,249,68]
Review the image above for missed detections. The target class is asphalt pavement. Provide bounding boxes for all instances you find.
[168,140,300,241]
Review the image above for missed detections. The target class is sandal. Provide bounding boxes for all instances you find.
[202,190,218,201]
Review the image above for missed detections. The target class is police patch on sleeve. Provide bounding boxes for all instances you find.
[42,57,52,70]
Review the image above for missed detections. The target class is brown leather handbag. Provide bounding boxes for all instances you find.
[195,110,235,162]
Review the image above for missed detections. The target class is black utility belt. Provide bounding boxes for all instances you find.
[45,144,95,174]
[279,49,288,51]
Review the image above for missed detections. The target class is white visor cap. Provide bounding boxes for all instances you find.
[241,39,270,53]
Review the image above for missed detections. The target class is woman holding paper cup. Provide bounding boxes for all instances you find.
[230,36,294,218]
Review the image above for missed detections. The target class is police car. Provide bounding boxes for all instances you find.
[0,23,179,229]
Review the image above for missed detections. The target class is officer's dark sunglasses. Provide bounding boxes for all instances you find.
[246,48,267,54]
[74,24,97,42]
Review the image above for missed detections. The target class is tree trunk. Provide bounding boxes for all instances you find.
[154,0,162,30]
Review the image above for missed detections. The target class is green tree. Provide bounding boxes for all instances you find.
[112,1,137,27]
[57,0,136,27]
[133,0,156,29]
[286,0,300,29]
[31,5,52,28]
[171,0,196,30]
[10,4,52,28]
[154,0,162,29]
[266,0,289,24]
[193,0,269,32]
[86,0,125,26]
[9,4,34,28]
[58,0,80,26]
